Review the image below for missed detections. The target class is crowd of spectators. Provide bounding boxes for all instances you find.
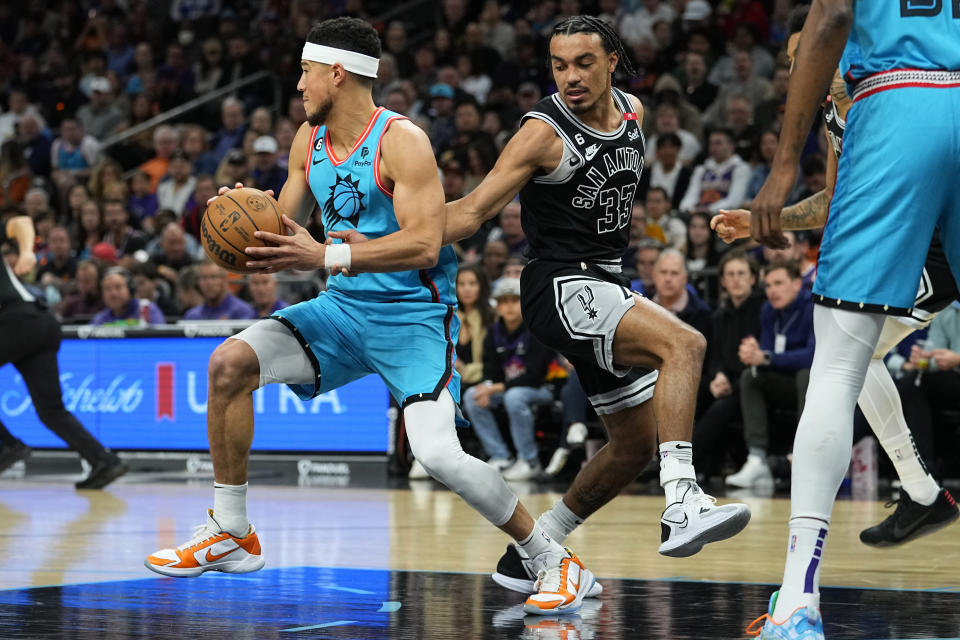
[2,0,957,483]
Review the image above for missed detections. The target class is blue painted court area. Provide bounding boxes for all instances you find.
[1,566,959,639]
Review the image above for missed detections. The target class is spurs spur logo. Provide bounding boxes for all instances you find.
[577,285,599,320]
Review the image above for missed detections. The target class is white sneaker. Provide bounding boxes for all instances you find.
[544,448,569,476]
[145,509,264,577]
[566,422,588,446]
[492,542,603,598]
[658,483,752,557]
[488,457,514,472]
[503,459,543,481]
[408,459,430,480]
[725,454,773,488]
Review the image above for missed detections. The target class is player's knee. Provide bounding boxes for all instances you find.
[209,340,259,395]
[502,387,527,411]
[680,327,707,363]
[410,440,463,482]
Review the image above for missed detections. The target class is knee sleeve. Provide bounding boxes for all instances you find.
[405,389,518,526]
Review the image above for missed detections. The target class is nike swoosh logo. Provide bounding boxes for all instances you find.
[665,513,688,529]
[206,546,239,562]
[584,144,600,160]
[569,157,579,167]
[312,156,325,165]
[675,444,691,449]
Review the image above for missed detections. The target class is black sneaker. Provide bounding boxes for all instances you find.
[491,543,602,597]
[860,488,959,548]
[75,458,129,490]
[0,442,31,474]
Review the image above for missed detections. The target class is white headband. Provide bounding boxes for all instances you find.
[302,42,379,78]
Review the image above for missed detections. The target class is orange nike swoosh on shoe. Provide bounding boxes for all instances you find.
[206,546,239,562]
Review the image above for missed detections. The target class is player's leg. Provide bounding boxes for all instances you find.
[610,294,751,554]
[858,318,958,546]
[771,306,884,623]
[145,313,330,578]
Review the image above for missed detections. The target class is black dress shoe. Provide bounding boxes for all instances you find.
[75,458,129,490]
[0,442,31,474]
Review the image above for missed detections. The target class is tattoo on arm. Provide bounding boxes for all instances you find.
[781,191,829,230]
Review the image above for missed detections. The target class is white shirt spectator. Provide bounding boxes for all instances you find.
[156,176,197,217]
[645,131,701,166]
[680,154,751,213]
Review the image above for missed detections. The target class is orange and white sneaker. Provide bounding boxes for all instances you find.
[145,509,264,577]
[523,549,595,616]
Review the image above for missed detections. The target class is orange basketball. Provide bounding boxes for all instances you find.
[200,187,283,274]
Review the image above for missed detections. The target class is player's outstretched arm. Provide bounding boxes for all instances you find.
[5,216,37,276]
[442,119,557,245]
[751,0,851,248]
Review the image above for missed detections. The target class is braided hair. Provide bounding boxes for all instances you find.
[551,15,637,78]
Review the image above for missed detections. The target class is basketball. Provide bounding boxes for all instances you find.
[200,187,283,274]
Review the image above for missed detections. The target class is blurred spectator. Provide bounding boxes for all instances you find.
[286,94,307,128]
[73,200,103,260]
[652,248,712,341]
[92,267,165,325]
[486,201,526,256]
[18,114,52,179]
[217,148,251,189]
[746,130,779,200]
[131,260,178,317]
[685,211,724,306]
[456,54,492,105]
[462,278,555,480]
[43,65,86,130]
[102,199,147,257]
[36,226,77,284]
[249,108,272,138]
[455,262,496,388]
[274,119,296,169]
[482,238,508,284]
[105,21,134,77]
[644,187,687,252]
[479,0,516,59]
[184,260,255,320]
[23,188,50,219]
[645,103,701,167]
[156,149,197,217]
[680,129,751,214]
[756,65,792,132]
[140,126,180,192]
[128,170,159,227]
[59,260,105,321]
[88,158,125,203]
[726,259,814,488]
[151,222,200,272]
[51,118,101,192]
[251,136,284,195]
[682,51,719,113]
[0,141,31,206]
[441,158,466,203]
[704,51,774,127]
[693,250,763,477]
[724,94,760,162]
[181,174,216,243]
[621,0,676,47]
[652,75,703,142]
[719,0,770,42]
[76,77,124,140]
[176,264,203,313]
[709,23,775,87]
[639,133,693,210]
[500,255,527,282]
[630,238,664,296]
[248,272,289,318]
[794,231,818,289]
[64,183,91,225]
[796,155,827,201]
[761,229,796,265]
[0,89,46,144]
[427,84,457,154]
[209,97,246,167]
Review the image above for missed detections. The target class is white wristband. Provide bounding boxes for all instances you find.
[324,243,352,271]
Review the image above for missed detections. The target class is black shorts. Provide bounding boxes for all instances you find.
[520,259,657,416]
[909,231,959,326]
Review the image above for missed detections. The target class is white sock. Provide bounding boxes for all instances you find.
[859,359,939,505]
[537,499,584,545]
[518,521,564,561]
[213,482,249,537]
[773,516,828,621]
[660,442,697,506]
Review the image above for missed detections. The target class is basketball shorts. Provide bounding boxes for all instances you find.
[271,290,460,407]
[814,78,960,315]
[520,259,658,416]
[898,231,960,328]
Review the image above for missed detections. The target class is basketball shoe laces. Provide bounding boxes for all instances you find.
[534,563,564,594]
[176,522,222,553]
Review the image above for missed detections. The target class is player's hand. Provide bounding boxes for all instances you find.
[712,209,752,244]
[206,182,276,206]
[13,252,36,276]
[245,215,321,272]
[751,165,796,249]
[931,349,960,370]
[323,230,370,276]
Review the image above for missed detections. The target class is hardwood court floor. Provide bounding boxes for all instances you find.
[1,475,958,638]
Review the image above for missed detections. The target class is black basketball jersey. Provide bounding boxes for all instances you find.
[823,95,845,158]
[519,87,644,270]
[0,223,36,307]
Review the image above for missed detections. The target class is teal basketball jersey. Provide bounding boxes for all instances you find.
[305,107,457,305]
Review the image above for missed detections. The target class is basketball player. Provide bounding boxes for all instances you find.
[145,18,593,616]
[0,215,128,489]
[744,1,960,636]
[382,15,751,589]
[712,4,958,548]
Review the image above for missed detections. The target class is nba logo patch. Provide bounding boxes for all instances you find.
[789,535,797,552]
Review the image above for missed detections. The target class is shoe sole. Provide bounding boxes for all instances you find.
[658,504,752,558]
[860,508,960,548]
[523,569,595,616]
[144,553,265,578]
[492,572,602,598]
